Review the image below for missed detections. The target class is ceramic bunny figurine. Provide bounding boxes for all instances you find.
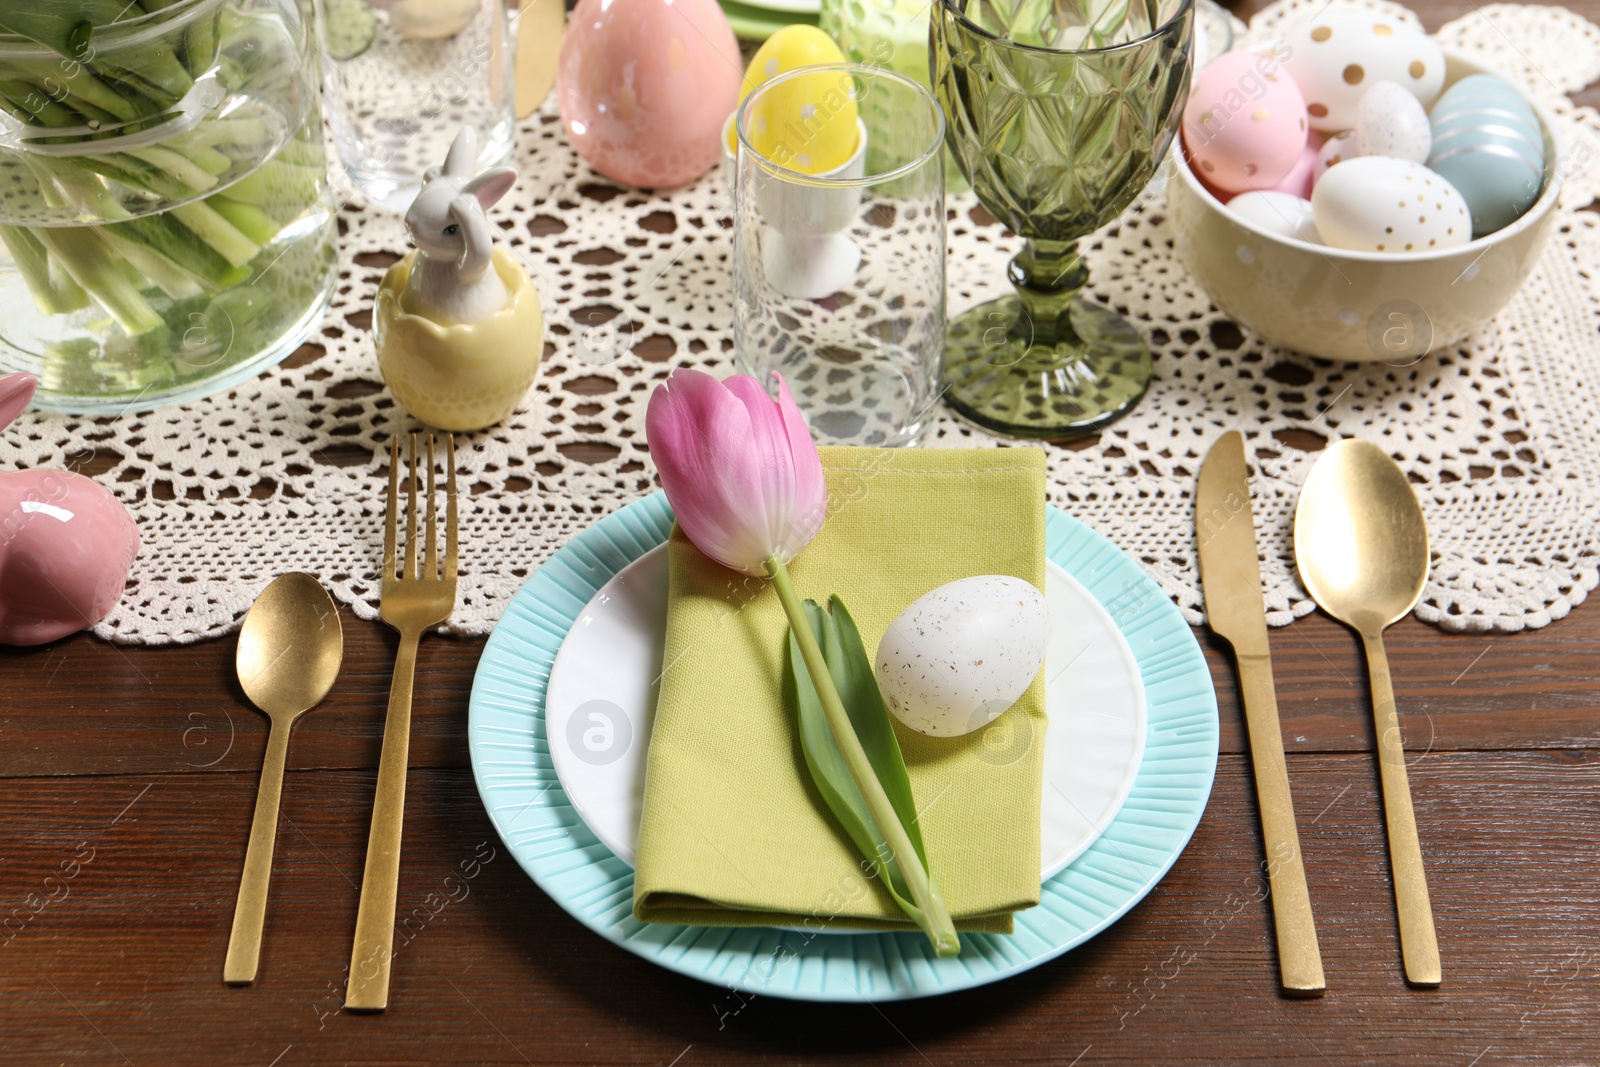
[0,373,139,645]
[375,128,545,432]
[400,128,519,326]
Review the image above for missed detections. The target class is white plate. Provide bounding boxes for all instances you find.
[546,545,1146,881]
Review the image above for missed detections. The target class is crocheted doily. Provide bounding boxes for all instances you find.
[8,0,1600,643]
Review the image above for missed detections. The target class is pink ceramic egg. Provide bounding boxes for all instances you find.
[1182,50,1310,194]
[556,0,741,189]
[1266,130,1323,199]
[0,374,139,646]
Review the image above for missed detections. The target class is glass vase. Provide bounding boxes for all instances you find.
[0,0,338,413]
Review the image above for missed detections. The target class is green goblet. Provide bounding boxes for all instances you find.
[933,0,1194,437]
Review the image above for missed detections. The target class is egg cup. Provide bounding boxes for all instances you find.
[749,120,869,300]
[374,248,545,430]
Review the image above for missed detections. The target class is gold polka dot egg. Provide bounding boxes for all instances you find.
[1282,8,1445,132]
[737,27,858,175]
[1312,155,1470,253]
[1181,50,1309,194]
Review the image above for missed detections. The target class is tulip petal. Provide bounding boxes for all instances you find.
[772,374,827,554]
[723,375,797,562]
[645,369,775,573]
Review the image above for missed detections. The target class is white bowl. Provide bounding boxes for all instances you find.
[1168,50,1562,363]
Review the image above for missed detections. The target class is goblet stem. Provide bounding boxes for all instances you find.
[943,235,1153,438]
[1008,239,1089,351]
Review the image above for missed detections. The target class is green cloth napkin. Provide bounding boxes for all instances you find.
[633,445,1048,934]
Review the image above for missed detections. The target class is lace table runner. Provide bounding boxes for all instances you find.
[8,0,1600,644]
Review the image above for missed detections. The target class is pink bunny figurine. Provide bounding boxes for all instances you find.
[0,373,139,645]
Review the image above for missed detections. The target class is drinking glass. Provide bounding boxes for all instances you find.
[932,0,1194,437]
[734,64,946,447]
[314,0,515,211]
[819,0,968,193]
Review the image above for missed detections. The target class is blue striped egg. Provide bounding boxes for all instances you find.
[1426,74,1546,237]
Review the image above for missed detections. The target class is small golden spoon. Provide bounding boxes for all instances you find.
[1294,439,1440,988]
[224,573,344,984]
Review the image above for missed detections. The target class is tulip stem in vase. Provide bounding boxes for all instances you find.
[765,554,961,958]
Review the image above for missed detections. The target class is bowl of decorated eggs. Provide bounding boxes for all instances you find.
[1167,8,1561,363]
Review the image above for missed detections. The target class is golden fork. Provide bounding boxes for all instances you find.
[346,433,457,1012]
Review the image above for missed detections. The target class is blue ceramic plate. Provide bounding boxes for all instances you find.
[468,492,1219,1002]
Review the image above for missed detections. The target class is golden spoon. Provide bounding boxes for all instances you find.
[224,573,344,984]
[1294,439,1440,988]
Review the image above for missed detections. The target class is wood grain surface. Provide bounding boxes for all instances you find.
[4,0,1599,1062]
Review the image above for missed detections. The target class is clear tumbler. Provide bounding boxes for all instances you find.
[733,64,945,448]
[314,0,515,211]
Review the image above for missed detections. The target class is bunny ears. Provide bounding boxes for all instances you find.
[421,127,517,213]
[462,167,515,213]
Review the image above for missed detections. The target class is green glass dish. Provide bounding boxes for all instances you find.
[932,0,1194,438]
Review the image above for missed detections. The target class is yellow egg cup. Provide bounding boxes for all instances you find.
[374,248,544,431]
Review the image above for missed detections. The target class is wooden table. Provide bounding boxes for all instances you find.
[5,1,1599,1062]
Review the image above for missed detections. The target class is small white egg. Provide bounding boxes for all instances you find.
[1355,80,1432,162]
[1313,129,1358,183]
[1227,190,1322,244]
[1312,155,1471,253]
[874,575,1049,738]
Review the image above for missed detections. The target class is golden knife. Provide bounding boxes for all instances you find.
[513,0,564,119]
[1196,430,1326,997]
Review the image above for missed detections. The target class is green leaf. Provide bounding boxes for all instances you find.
[0,7,98,60]
[817,595,929,863]
[0,224,87,314]
[0,2,148,57]
[787,596,938,929]
[33,225,162,335]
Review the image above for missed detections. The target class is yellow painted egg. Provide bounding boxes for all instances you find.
[731,25,858,174]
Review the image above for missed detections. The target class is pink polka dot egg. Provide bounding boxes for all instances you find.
[1182,50,1309,194]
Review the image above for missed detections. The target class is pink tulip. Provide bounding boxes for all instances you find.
[643,367,960,957]
[644,369,827,575]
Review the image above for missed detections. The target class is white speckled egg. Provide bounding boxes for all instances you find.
[1427,74,1546,236]
[874,575,1048,738]
[1228,190,1322,244]
[1355,80,1432,162]
[1181,50,1309,193]
[1282,10,1446,131]
[1312,156,1471,253]
[1313,129,1358,183]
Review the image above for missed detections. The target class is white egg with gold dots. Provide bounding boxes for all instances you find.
[1312,155,1471,253]
[1282,8,1446,132]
